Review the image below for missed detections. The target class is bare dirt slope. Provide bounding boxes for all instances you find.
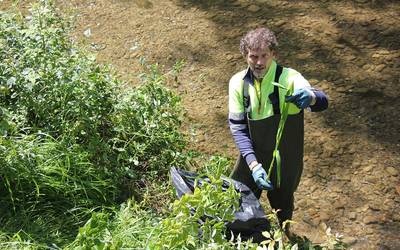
[1,0,399,249]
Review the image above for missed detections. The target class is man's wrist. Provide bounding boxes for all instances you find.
[309,88,316,106]
[249,161,259,171]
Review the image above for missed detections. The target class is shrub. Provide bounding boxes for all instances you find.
[0,0,187,246]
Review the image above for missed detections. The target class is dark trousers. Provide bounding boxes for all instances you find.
[230,154,303,225]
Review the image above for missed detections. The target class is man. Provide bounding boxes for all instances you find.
[228,27,328,227]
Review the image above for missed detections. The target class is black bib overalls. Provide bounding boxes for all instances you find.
[230,66,304,224]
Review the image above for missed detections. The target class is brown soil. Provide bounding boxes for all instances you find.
[2,0,400,249]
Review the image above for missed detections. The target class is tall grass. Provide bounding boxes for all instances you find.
[0,0,186,246]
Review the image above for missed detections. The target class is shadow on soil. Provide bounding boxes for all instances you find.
[176,0,400,246]
[175,0,400,146]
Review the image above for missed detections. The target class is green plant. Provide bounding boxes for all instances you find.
[267,82,294,187]
[198,155,233,178]
[148,174,241,249]
[0,1,117,144]
[0,133,118,245]
[256,210,296,250]
[319,227,346,250]
[257,210,347,250]
[0,1,188,247]
[170,59,185,83]
[110,78,186,177]
[67,200,161,250]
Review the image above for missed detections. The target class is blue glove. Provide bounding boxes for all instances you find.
[285,88,315,109]
[251,164,273,190]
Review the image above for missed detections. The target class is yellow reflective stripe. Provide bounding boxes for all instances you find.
[254,79,261,101]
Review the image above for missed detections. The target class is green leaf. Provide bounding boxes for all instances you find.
[276,150,281,188]
[262,231,271,239]
[272,81,287,90]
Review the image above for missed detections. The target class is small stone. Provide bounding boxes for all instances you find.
[363,215,380,224]
[346,55,356,61]
[319,211,330,221]
[297,199,307,208]
[302,213,316,226]
[361,204,370,212]
[353,87,369,94]
[386,166,398,176]
[83,28,91,38]
[247,4,261,12]
[375,64,386,72]
[343,236,357,245]
[308,209,318,216]
[334,200,345,209]
[369,203,381,211]
[372,53,381,58]
[362,64,370,70]
[275,20,286,27]
[349,212,357,220]
[363,165,373,173]
[360,186,371,194]
[360,20,370,26]
[395,185,400,195]
[319,222,328,231]
[335,43,345,49]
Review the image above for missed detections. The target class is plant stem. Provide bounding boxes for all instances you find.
[267,82,294,188]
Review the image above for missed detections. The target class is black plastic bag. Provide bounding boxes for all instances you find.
[170,167,270,243]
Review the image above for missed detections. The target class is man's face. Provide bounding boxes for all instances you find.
[245,47,275,79]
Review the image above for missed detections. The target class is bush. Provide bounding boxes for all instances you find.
[0,0,187,246]
[0,2,117,143]
[110,69,186,177]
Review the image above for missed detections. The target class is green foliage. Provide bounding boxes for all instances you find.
[69,212,119,250]
[0,133,117,245]
[257,210,346,250]
[0,1,117,144]
[256,210,296,250]
[148,175,241,249]
[198,155,233,178]
[67,200,160,250]
[0,0,187,247]
[111,73,186,177]
[0,134,115,211]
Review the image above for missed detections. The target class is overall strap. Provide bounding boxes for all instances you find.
[269,65,283,115]
[243,77,251,114]
[243,65,283,115]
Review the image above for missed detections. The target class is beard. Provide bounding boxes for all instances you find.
[251,66,266,79]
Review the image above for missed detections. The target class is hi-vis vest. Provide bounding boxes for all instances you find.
[228,60,310,121]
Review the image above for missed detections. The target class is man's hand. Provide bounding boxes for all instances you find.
[251,164,273,190]
[285,88,315,109]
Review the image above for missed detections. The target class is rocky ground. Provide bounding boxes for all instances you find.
[1,0,399,249]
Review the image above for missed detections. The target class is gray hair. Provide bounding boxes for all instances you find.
[239,27,278,56]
